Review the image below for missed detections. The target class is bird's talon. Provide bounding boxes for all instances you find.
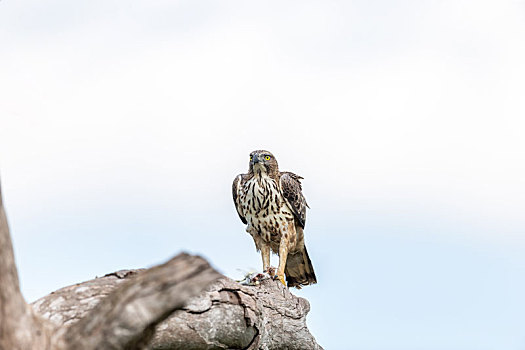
[273,274,286,286]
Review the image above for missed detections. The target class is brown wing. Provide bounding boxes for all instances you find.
[232,174,247,225]
[279,171,308,228]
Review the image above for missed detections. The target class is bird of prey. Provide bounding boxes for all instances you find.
[232,150,317,288]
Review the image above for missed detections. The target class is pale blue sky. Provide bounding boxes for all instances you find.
[1,1,525,349]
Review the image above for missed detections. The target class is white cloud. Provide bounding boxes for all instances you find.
[0,0,524,241]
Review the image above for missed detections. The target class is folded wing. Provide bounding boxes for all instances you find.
[232,174,247,225]
[279,172,308,228]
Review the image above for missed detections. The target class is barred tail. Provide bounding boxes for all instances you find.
[285,246,317,288]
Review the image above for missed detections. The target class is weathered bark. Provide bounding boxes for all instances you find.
[32,271,322,349]
[0,182,56,350]
[0,179,322,349]
[52,254,222,350]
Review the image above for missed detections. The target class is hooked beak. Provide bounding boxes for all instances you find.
[251,154,260,165]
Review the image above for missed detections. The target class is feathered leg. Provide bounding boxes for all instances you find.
[276,242,288,286]
[248,224,271,274]
[261,244,271,272]
[276,221,294,286]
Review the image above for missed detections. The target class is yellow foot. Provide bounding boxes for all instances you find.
[273,274,286,286]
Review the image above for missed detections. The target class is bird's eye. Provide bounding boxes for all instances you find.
[265,155,271,160]
[250,156,253,161]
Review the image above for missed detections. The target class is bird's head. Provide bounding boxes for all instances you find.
[249,150,279,176]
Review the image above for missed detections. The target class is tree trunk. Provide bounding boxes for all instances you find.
[0,181,56,350]
[0,179,322,350]
[32,271,322,349]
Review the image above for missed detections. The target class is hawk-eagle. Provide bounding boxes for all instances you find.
[232,150,317,288]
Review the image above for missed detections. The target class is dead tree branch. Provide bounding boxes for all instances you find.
[54,254,222,350]
[33,272,322,349]
[0,182,56,350]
